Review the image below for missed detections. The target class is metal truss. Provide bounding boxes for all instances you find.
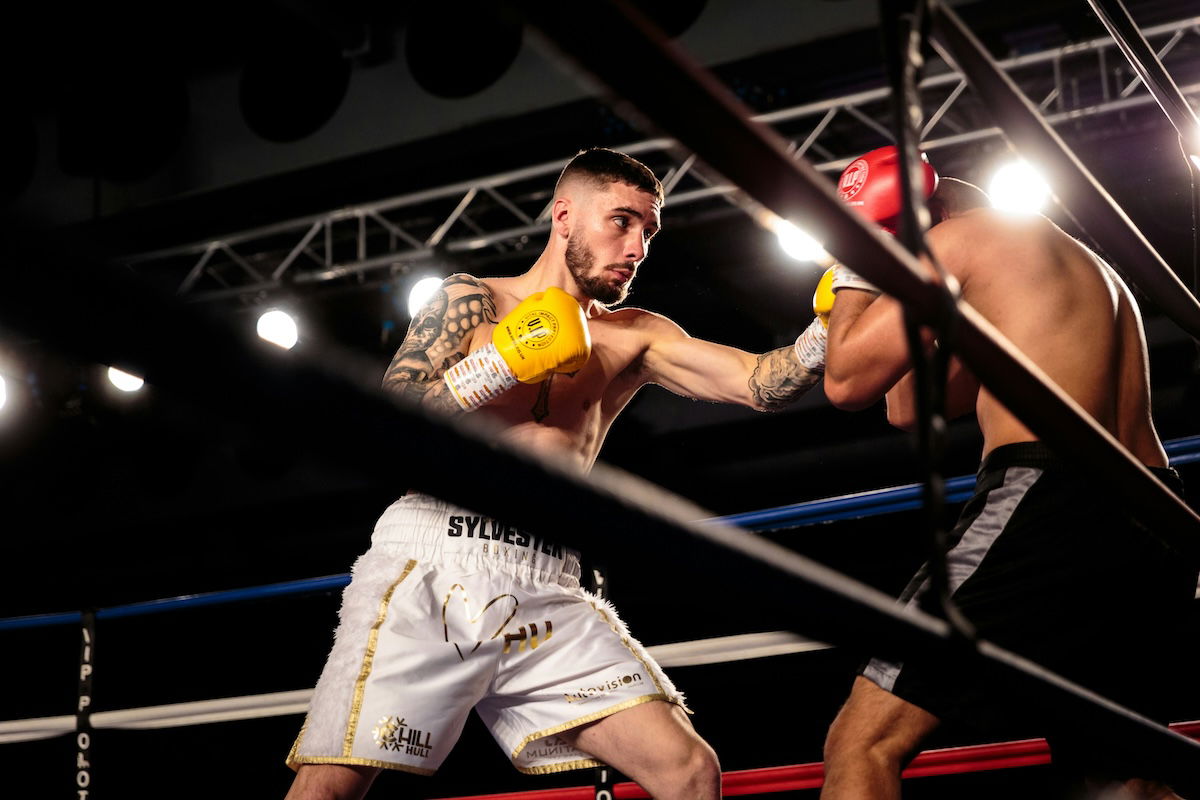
[123,15,1200,302]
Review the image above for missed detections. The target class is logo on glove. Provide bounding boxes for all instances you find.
[513,310,559,349]
[838,158,870,203]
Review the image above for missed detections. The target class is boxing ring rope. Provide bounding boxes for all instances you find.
[428,722,1200,800]
[1086,0,1200,151]
[513,0,1200,781]
[2,0,1200,792]
[5,431,1200,634]
[3,432,1199,747]
[927,2,1200,338]
[4,122,1200,794]
[515,0,1200,559]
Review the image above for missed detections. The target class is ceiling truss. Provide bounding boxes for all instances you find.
[121,15,1200,304]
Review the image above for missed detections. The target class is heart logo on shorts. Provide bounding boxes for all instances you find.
[441,584,519,660]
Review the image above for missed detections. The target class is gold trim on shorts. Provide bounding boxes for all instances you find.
[511,693,671,774]
[286,722,308,770]
[586,597,690,713]
[343,558,419,757]
[287,754,436,776]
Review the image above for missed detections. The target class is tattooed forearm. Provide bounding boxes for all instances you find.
[749,345,822,411]
[381,275,497,413]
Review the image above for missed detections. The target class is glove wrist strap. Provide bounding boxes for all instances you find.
[794,317,828,374]
[830,264,880,295]
[443,343,518,411]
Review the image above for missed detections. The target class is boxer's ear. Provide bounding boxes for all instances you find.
[552,197,572,238]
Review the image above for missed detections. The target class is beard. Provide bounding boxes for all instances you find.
[565,233,632,305]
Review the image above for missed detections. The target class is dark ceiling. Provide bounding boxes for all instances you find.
[3,1,1200,797]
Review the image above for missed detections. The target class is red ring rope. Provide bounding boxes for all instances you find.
[431,721,1200,799]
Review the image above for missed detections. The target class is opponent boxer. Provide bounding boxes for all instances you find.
[819,146,1196,798]
[285,147,831,800]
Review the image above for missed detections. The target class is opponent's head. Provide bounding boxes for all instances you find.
[553,148,663,306]
[927,176,991,222]
[837,145,939,233]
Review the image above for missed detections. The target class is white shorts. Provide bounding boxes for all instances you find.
[287,493,685,776]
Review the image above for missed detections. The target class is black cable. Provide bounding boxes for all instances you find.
[1180,134,1200,298]
[1179,133,1200,376]
[880,0,975,642]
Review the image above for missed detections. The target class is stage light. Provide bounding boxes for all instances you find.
[0,374,6,411]
[108,367,145,392]
[774,220,828,263]
[988,160,1051,214]
[257,310,299,350]
[1190,153,1200,170]
[408,276,445,316]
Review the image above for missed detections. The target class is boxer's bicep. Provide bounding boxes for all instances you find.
[382,275,497,411]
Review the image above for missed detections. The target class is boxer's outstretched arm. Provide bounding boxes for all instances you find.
[637,313,822,411]
[382,274,498,415]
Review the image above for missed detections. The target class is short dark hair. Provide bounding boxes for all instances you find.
[555,148,664,205]
[929,177,991,220]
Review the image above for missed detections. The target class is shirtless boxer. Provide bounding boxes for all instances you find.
[284,148,830,800]
[818,146,1197,799]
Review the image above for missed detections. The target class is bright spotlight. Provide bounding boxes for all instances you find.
[775,220,828,263]
[408,276,444,316]
[988,160,1051,214]
[1190,153,1200,170]
[257,309,299,350]
[108,367,145,392]
[0,375,7,411]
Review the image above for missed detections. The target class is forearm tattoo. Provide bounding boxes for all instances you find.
[382,274,498,414]
[749,345,822,411]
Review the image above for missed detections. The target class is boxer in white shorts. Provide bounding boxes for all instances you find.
[285,148,829,800]
[288,493,683,775]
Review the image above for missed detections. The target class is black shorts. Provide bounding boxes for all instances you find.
[861,442,1196,776]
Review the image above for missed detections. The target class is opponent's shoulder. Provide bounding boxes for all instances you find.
[925,208,1015,280]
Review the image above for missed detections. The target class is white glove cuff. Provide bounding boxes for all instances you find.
[794,317,828,374]
[830,264,880,295]
[443,343,518,411]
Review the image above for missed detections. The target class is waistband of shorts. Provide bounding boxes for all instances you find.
[978,441,1182,494]
[370,492,582,582]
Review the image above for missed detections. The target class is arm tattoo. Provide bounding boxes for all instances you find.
[382,275,498,414]
[749,345,822,411]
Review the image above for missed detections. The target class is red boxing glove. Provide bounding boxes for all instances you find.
[837,145,938,233]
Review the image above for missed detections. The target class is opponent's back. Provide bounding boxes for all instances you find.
[935,208,1167,466]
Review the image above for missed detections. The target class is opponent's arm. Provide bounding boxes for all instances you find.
[825,224,967,411]
[824,284,916,411]
[382,274,498,416]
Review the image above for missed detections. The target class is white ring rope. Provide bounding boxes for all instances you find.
[0,631,827,744]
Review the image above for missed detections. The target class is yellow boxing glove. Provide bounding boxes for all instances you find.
[444,287,591,411]
[813,264,836,329]
[793,266,837,373]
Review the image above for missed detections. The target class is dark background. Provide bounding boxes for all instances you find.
[2,1,1200,797]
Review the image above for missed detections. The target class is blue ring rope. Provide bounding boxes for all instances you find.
[5,434,1198,632]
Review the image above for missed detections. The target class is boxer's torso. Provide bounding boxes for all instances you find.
[466,275,659,471]
[936,209,1167,467]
